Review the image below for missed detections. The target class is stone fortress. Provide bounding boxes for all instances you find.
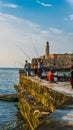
[32,41,73,68]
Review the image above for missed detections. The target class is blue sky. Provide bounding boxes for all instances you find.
[0,0,73,67]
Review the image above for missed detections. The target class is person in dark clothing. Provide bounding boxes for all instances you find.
[37,60,43,78]
[70,65,73,89]
[24,60,31,76]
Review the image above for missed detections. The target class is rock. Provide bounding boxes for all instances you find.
[0,94,18,102]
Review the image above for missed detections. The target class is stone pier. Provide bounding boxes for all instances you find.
[14,70,73,130]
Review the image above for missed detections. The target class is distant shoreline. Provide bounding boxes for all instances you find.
[0,67,22,69]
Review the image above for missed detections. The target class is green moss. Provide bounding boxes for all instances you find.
[18,98,40,130]
[19,76,69,112]
[15,75,70,129]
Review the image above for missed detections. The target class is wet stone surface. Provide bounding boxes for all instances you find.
[36,120,73,130]
[36,99,73,130]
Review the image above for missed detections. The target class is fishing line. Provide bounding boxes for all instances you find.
[32,43,39,58]
[16,44,32,61]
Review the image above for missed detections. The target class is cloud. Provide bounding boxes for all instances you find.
[49,27,63,34]
[0,12,44,67]
[69,14,73,20]
[64,14,73,21]
[64,18,68,21]
[36,0,52,7]
[0,12,73,67]
[0,1,19,8]
[67,0,73,5]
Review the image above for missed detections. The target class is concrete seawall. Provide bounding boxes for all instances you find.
[14,71,73,130]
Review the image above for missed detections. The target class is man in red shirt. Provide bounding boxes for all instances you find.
[47,68,54,82]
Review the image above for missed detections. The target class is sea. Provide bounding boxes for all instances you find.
[0,68,23,130]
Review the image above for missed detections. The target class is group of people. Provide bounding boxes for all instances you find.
[47,65,73,89]
[33,59,43,77]
[24,59,43,78]
[24,59,55,83]
[24,60,73,89]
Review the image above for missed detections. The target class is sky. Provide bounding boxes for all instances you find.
[0,0,73,67]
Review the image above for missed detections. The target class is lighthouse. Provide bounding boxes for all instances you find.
[45,41,49,59]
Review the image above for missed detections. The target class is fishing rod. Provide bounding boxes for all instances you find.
[33,43,39,58]
[16,44,32,61]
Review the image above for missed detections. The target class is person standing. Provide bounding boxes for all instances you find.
[70,65,73,89]
[37,59,43,78]
[24,60,30,76]
[33,61,38,76]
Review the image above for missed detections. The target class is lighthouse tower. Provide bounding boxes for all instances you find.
[45,41,49,59]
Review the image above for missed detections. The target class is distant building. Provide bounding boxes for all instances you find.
[45,41,49,59]
[32,41,73,68]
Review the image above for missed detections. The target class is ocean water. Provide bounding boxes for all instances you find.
[0,68,19,128]
[0,68,19,95]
